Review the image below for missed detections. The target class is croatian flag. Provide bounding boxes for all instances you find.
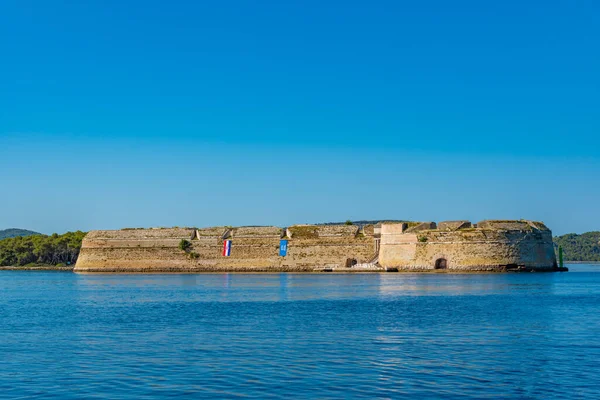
[222,240,232,256]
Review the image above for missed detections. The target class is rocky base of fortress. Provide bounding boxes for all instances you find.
[73,264,568,273]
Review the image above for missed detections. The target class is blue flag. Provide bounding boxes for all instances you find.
[279,240,288,257]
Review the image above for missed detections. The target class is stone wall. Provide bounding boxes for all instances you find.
[75,228,195,271]
[75,225,378,272]
[75,220,558,272]
[188,226,282,271]
[280,225,376,270]
[378,220,557,271]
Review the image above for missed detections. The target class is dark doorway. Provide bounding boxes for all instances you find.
[346,258,358,268]
[435,258,447,269]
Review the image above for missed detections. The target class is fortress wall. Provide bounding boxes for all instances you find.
[286,225,360,239]
[75,247,193,271]
[75,225,377,272]
[196,226,229,239]
[231,226,283,237]
[81,239,183,248]
[404,222,437,233]
[476,220,533,231]
[185,225,376,271]
[279,235,377,270]
[437,221,472,231]
[85,228,195,240]
[379,224,557,271]
[514,229,557,268]
[362,224,375,236]
[278,225,376,270]
[75,221,557,272]
[190,228,282,270]
[76,228,195,271]
[379,227,419,267]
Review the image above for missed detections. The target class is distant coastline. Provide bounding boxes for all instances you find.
[1,226,600,270]
[561,261,600,264]
[0,264,73,271]
[553,231,600,262]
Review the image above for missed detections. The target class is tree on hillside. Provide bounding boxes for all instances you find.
[0,231,87,267]
[0,228,41,240]
[554,232,600,262]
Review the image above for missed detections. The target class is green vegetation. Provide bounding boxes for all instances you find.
[288,226,319,239]
[345,220,353,225]
[0,231,87,267]
[178,239,198,259]
[554,232,600,262]
[0,228,41,240]
[179,239,192,252]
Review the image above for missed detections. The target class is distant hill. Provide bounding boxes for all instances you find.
[0,229,42,240]
[554,232,600,262]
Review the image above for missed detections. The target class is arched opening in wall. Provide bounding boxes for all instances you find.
[434,258,447,269]
[346,258,358,268]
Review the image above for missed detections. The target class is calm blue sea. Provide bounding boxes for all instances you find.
[1,265,599,399]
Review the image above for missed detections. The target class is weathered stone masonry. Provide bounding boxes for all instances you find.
[74,220,558,272]
[75,224,378,272]
[378,220,557,271]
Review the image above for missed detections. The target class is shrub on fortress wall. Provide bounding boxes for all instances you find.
[179,239,191,252]
[288,226,319,239]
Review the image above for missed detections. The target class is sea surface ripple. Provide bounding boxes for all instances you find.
[1,265,599,399]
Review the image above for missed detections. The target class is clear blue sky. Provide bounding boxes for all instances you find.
[1,0,598,235]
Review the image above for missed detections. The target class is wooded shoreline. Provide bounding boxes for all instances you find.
[0,265,74,271]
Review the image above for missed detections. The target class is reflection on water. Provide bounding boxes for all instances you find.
[0,264,599,399]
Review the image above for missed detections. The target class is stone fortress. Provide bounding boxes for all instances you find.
[74,220,561,273]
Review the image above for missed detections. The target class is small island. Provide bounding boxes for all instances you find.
[73,220,563,273]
